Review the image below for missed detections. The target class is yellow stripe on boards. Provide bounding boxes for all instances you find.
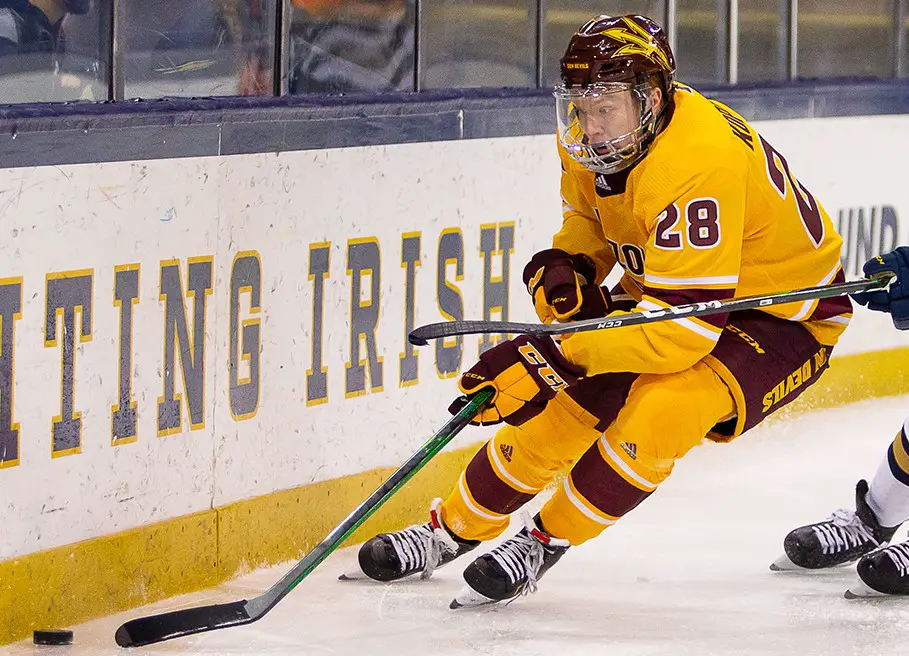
[765,348,909,421]
[0,445,480,646]
[0,512,218,647]
[4,347,909,646]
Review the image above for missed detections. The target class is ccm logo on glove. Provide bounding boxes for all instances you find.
[449,335,584,426]
[522,248,612,323]
[517,343,571,393]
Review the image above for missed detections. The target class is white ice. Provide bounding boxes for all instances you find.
[9,395,909,656]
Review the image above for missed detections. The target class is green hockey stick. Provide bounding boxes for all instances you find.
[114,387,494,648]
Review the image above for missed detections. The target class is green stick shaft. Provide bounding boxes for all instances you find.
[115,387,494,648]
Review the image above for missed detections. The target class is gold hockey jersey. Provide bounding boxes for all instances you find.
[555,83,849,376]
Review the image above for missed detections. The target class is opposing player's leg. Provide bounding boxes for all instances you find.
[852,537,909,598]
[772,418,909,587]
[770,479,898,572]
[773,419,909,574]
[847,422,909,596]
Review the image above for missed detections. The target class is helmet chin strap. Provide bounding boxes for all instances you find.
[592,86,656,175]
[633,79,673,162]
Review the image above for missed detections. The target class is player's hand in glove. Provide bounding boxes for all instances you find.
[852,246,909,330]
[448,335,584,426]
[523,249,610,323]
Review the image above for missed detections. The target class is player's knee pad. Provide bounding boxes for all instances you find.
[611,363,735,464]
[488,394,604,485]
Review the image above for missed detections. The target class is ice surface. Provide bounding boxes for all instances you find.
[9,396,909,655]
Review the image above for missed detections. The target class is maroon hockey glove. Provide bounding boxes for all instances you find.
[449,335,584,426]
[522,249,610,323]
[571,285,612,321]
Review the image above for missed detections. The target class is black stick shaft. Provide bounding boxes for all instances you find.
[409,275,891,345]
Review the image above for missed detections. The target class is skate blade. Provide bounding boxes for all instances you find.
[769,552,805,572]
[844,579,887,599]
[449,585,498,609]
[338,566,370,581]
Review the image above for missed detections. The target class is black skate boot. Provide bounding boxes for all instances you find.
[450,512,570,608]
[845,540,909,598]
[771,480,899,571]
[340,499,479,582]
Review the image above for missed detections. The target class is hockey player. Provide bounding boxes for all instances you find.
[773,247,909,598]
[344,14,852,607]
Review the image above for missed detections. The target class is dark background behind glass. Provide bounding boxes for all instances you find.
[541,1,666,87]
[419,0,534,89]
[676,0,727,84]
[289,0,415,94]
[0,0,907,105]
[737,0,788,82]
[797,0,895,78]
[118,0,276,99]
[0,0,108,103]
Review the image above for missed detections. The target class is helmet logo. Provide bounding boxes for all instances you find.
[600,17,672,72]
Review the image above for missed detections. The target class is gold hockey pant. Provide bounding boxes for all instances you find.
[440,311,833,546]
[441,362,734,545]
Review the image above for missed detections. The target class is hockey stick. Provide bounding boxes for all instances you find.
[408,274,893,345]
[114,387,494,648]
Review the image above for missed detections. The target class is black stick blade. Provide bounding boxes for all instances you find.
[409,320,536,344]
[407,331,428,346]
[115,600,252,647]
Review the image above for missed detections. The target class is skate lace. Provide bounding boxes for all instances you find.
[884,542,909,577]
[489,513,550,597]
[386,499,458,580]
[812,509,878,554]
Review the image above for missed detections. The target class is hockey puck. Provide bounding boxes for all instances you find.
[33,629,73,646]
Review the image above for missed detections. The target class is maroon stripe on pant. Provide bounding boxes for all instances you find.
[564,372,638,432]
[463,443,535,515]
[570,443,653,518]
[809,270,853,320]
[642,286,736,329]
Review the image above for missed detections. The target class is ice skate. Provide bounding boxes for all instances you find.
[340,498,479,582]
[450,513,569,608]
[771,480,898,571]
[844,540,909,598]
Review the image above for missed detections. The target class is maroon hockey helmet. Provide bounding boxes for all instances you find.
[554,15,676,174]
[560,14,675,89]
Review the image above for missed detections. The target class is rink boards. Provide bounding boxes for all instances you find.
[2,114,909,644]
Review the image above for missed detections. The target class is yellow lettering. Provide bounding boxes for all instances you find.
[540,367,568,391]
[814,347,828,370]
[774,381,785,405]
[765,358,818,415]
[518,344,544,365]
[728,324,765,354]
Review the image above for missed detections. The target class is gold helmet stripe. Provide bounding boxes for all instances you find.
[600,17,673,72]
